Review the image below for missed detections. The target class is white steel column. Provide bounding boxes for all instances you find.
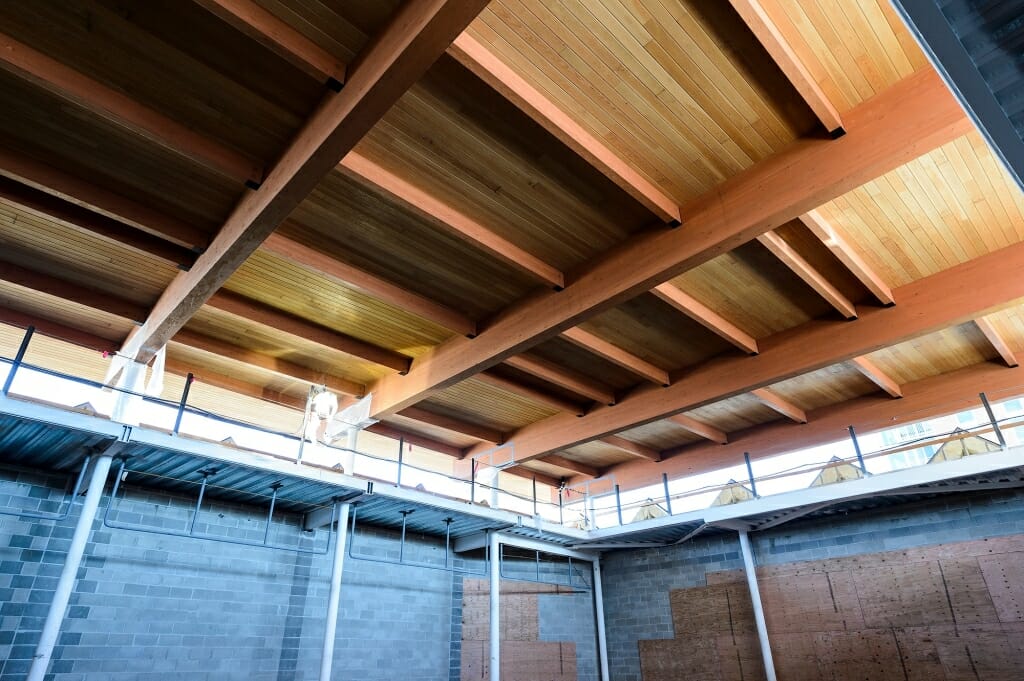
[737,531,777,681]
[319,501,351,681]
[489,531,501,681]
[592,557,611,681]
[27,446,118,681]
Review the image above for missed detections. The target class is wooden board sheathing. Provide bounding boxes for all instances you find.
[0,199,178,304]
[862,323,999,386]
[760,0,929,113]
[984,305,1024,353]
[641,533,1024,680]
[383,413,478,450]
[0,0,317,163]
[224,250,452,357]
[685,393,787,433]
[2,324,112,384]
[354,55,654,272]
[0,71,235,234]
[0,282,132,344]
[764,363,879,412]
[617,419,704,451]
[671,239,835,340]
[186,307,387,386]
[773,220,873,305]
[527,337,645,392]
[165,343,309,402]
[286,174,538,322]
[254,0,401,64]
[469,0,818,206]
[429,377,559,432]
[558,441,636,469]
[817,133,1024,288]
[579,294,735,374]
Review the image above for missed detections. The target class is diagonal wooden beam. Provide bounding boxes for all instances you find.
[193,0,346,85]
[479,237,1024,464]
[367,68,969,418]
[750,387,807,423]
[849,356,902,398]
[756,230,857,319]
[261,232,476,337]
[800,210,894,305]
[727,0,843,134]
[0,33,263,185]
[504,354,616,405]
[668,413,728,445]
[541,454,599,478]
[975,316,1019,367]
[339,152,563,289]
[206,290,411,373]
[118,0,491,364]
[172,328,365,397]
[0,262,149,324]
[448,33,681,223]
[0,176,196,269]
[0,146,208,250]
[475,371,586,416]
[651,284,758,354]
[599,435,661,463]
[397,405,504,443]
[560,327,670,386]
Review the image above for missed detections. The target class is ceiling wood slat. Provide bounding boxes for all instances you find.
[0,262,149,325]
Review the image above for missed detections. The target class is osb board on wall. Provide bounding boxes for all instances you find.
[640,533,1024,680]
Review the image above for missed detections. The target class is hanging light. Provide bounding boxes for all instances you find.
[310,387,338,421]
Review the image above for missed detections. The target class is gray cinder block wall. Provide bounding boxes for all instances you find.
[599,487,1024,681]
[0,464,454,681]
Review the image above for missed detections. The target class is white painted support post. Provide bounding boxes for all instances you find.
[319,501,351,681]
[737,531,777,681]
[27,448,118,681]
[340,428,357,475]
[592,557,611,681]
[489,531,501,681]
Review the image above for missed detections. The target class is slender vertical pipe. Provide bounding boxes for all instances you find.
[558,486,564,525]
[27,449,115,681]
[296,386,314,463]
[532,476,538,516]
[3,325,34,395]
[980,392,1006,448]
[319,502,351,681]
[489,531,501,681]
[172,373,193,435]
[662,472,672,515]
[738,531,778,681]
[744,452,759,498]
[470,459,477,504]
[848,425,869,473]
[614,485,623,525]
[396,436,404,487]
[187,473,210,536]
[263,483,281,544]
[592,558,611,681]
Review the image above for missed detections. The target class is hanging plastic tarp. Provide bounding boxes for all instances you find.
[928,427,1001,463]
[810,456,865,487]
[631,499,668,523]
[710,479,755,506]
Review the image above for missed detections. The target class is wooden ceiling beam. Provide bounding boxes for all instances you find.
[0,176,196,269]
[727,0,843,134]
[171,328,365,397]
[118,0,491,364]
[500,465,563,489]
[367,68,969,419]
[363,422,464,459]
[800,210,894,305]
[163,356,306,410]
[475,371,586,416]
[504,354,616,405]
[756,231,857,319]
[597,359,1024,492]
[193,0,346,85]
[0,306,118,353]
[850,356,903,398]
[0,33,262,185]
[599,435,661,462]
[560,327,670,386]
[651,284,758,354]
[0,147,208,250]
[448,33,681,224]
[668,413,729,445]
[750,387,807,423]
[339,152,563,289]
[975,316,1019,367]
[206,290,411,373]
[481,238,1024,464]
[397,405,504,444]
[0,262,149,324]
[541,454,600,478]
[262,232,476,337]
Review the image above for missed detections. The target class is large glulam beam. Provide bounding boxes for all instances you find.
[477,238,1024,464]
[367,68,969,418]
[651,284,758,354]
[119,0,491,363]
[800,210,895,305]
[756,231,857,319]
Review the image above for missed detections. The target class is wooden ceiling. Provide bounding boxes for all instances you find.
[0,0,1022,493]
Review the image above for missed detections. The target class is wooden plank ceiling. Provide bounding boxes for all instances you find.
[0,0,1021,492]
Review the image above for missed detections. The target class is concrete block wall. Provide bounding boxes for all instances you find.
[600,487,1024,681]
[0,464,454,681]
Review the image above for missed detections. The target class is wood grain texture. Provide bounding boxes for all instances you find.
[975,316,1019,368]
[651,283,758,354]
